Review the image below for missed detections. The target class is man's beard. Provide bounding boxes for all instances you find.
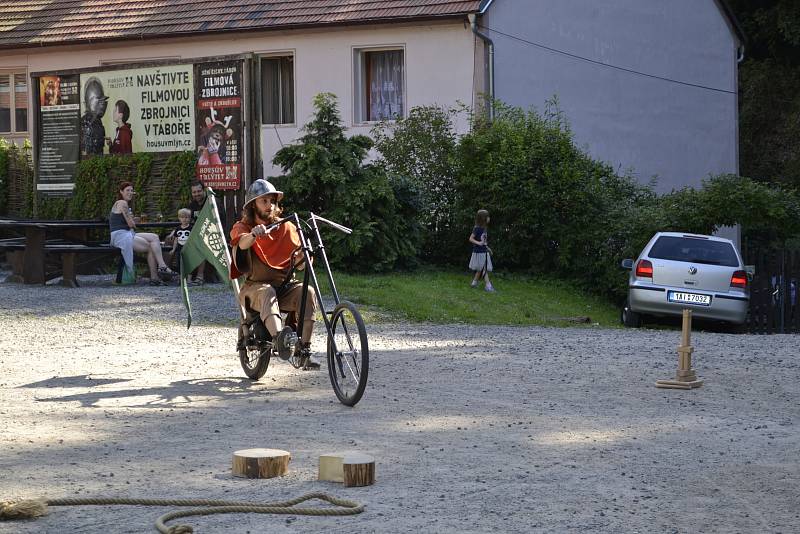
[254,205,275,223]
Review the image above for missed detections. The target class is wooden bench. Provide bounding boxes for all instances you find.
[1,238,120,287]
[1,239,176,287]
[0,218,178,287]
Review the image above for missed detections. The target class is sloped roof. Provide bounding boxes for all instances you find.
[0,0,483,50]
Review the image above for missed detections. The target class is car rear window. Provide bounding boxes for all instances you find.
[648,236,739,267]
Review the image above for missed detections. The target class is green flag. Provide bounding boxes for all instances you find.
[180,189,233,328]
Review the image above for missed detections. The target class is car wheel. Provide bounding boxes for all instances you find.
[621,299,642,328]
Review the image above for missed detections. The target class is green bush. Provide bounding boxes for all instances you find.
[372,105,462,262]
[272,93,423,271]
[450,100,800,300]
[339,95,800,298]
[457,101,647,275]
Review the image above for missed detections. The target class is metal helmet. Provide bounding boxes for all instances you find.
[244,179,283,208]
[83,76,109,117]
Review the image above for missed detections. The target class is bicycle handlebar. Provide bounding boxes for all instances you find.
[258,213,352,235]
[310,213,352,235]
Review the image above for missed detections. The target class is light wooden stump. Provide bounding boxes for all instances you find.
[232,448,291,479]
[319,452,375,487]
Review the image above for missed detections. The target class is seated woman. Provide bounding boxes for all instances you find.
[109,181,175,286]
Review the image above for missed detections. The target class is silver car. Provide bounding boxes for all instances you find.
[621,232,749,327]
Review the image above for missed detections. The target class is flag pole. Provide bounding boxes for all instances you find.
[207,188,245,320]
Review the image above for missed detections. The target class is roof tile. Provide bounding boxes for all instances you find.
[0,0,482,49]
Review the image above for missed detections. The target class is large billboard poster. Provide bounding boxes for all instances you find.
[36,74,80,193]
[194,60,242,190]
[79,64,195,155]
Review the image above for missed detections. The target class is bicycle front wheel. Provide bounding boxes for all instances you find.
[327,301,369,406]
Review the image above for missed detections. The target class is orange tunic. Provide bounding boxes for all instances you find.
[230,220,301,278]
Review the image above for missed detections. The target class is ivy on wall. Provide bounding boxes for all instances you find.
[0,140,35,218]
[31,151,195,221]
[158,151,196,218]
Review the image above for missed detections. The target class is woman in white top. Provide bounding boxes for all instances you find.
[109,181,174,285]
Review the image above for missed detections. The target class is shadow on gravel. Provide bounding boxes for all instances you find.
[19,375,132,388]
[30,377,296,408]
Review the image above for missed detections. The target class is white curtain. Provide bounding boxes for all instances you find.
[368,50,404,121]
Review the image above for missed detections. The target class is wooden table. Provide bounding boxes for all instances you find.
[0,218,177,286]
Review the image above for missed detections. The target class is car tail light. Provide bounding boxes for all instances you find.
[730,270,748,289]
[635,259,653,278]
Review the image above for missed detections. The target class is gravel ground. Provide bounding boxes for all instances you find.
[0,274,798,533]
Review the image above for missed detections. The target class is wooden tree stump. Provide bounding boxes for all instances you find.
[232,448,290,479]
[319,452,375,487]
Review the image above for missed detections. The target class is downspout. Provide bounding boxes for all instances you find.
[468,13,494,121]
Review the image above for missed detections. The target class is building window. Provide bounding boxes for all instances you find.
[261,56,294,125]
[354,48,404,123]
[0,72,28,134]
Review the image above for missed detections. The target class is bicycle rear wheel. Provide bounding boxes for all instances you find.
[327,301,369,406]
[239,325,271,380]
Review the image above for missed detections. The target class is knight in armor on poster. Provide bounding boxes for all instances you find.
[80,77,109,156]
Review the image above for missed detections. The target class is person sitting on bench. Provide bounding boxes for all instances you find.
[109,181,175,286]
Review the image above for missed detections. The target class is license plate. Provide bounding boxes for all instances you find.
[668,291,711,306]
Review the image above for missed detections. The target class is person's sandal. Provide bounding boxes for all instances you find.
[157,266,175,281]
[149,279,166,286]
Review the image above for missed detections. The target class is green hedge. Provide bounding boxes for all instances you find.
[272,93,423,271]
[374,99,800,300]
[35,151,195,220]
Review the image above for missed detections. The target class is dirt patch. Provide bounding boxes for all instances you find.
[0,279,797,533]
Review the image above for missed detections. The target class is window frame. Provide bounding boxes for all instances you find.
[352,45,406,125]
[259,52,296,127]
[0,70,29,135]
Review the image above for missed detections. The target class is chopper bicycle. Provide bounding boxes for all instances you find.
[236,212,369,407]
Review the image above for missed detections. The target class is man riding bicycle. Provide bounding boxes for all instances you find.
[230,179,320,370]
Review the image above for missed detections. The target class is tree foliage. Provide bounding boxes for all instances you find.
[372,105,462,262]
[727,0,800,187]
[446,101,800,299]
[456,101,657,296]
[272,93,423,271]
